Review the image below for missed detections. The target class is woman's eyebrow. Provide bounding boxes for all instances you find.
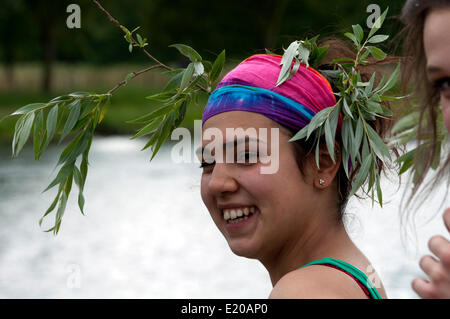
[224,136,266,149]
[196,136,267,157]
[427,65,443,74]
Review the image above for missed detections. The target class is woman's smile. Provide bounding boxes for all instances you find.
[220,205,259,233]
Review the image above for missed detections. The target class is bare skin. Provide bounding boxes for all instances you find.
[200,111,387,298]
[412,7,450,299]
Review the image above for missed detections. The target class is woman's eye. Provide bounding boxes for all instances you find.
[199,161,215,169]
[434,77,450,92]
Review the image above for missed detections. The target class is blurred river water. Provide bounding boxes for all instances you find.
[0,136,448,299]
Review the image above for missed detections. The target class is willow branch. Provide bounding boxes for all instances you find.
[107,65,163,95]
[91,0,172,71]
[91,0,208,93]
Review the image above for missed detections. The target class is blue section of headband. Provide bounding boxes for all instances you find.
[202,84,315,130]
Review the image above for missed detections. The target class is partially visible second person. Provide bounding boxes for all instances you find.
[401,0,450,299]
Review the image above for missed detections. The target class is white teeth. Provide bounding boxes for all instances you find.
[222,206,256,221]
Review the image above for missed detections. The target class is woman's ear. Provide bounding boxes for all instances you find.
[311,141,341,189]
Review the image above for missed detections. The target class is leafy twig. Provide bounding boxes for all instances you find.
[6,1,227,234]
[107,65,163,94]
[91,0,171,71]
[283,7,400,206]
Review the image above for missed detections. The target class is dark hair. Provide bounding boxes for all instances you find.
[287,38,399,220]
[400,0,450,211]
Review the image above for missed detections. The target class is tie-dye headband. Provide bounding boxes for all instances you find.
[202,54,336,131]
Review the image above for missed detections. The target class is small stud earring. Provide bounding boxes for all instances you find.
[319,178,325,185]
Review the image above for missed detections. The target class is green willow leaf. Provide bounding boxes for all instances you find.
[306,108,332,140]
[311,45,329,68]
[290,59,301,79]
[365,73,376,95]
[341,117,353,154]
[210,50,226,83]
[179,62,195,93]
[366,124,391,161]
[366,46,386,61]
[361,135,370,162]
[297,45,310,68]
[33,110,45,160]
[11,103,46,116]
[59,101,81,143]
[277,41,300,86]
[377,62,401,94]
[145,91,177,102]
[43,161,75,193]
[367,34,389,44]
[12,115,24,156]
[359,49,371,63]
[289,126,308,142]
[46,104,59,143]
[397,149,416,175]
[54,190,69,235]
[342,147,351,178]
[163,70,185,92]
[368,7,389,38]
[342,98,353,119]
[352,24,364,43]
[39,185,63,227]
[141,123,163,151]
[58,131,91,166]
[73,165,86,215]
[131,115,164,140]
[136,33,143,45]
[376,177,383,207]
[150,111,175,160]
[80,153,89,190]
[193,61,204,77]
[202,60,212,73]
[354,118,364,152]
[314,127,323,169]
[169,43,202,62]
[349,155,372,197]
[344,32,359,47]
[14,111,35,157]
[49,95,71,103]
[127,105,173,124]
[324,105,340,163]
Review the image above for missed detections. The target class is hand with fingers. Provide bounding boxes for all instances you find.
[412,209,450,299]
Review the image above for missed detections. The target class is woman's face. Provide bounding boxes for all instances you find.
[423,7,450,132]
[200,111,317,260]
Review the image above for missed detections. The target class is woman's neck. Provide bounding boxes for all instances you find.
[261,216,352,286]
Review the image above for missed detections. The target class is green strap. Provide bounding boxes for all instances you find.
[298,257,382,299]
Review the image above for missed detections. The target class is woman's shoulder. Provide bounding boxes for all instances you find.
[269,263,371,299]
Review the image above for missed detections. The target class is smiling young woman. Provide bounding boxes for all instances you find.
[401,0,450,299]
[198,48,394,299]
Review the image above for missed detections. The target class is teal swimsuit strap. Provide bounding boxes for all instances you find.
[298,257,382,299]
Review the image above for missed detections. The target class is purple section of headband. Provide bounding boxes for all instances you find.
[202,85,313,131]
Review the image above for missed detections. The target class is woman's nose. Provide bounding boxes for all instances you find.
[207,163,239,196]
